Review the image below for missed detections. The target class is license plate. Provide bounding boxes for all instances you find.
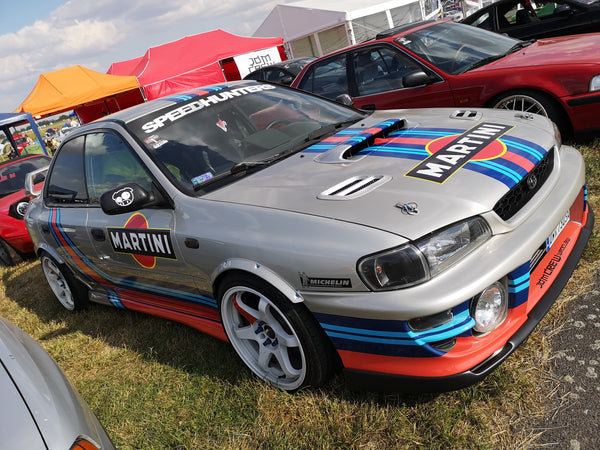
[546,210,570,251]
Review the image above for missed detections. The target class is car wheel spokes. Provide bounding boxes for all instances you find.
[223,286,306,389]
[42,257,75,310]
[494,94,548,117]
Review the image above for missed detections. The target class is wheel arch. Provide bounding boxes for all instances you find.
[484,87,574,138]
[36,242,66,265]
[211,258,305,304]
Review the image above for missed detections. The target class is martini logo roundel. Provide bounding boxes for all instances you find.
[107,213,176,269]
[406,122,512,183]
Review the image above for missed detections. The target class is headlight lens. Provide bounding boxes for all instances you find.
[417,217,491,277]
[590,75,600,92]
[358,217,491,291]
[471,281,508,335]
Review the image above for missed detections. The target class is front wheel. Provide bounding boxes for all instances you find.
[491,89,570,137]
[218,273,338,391]
[40,253,89,311]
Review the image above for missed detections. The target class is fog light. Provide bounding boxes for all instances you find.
[471,281,508,335]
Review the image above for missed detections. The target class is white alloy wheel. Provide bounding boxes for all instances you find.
[220,284,307,390]
[41,255,77,310]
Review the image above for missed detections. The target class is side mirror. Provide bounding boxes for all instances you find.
[403,70,434,87]
[100,183,155,215]
[25,167,49,198]
[335,94,354,106]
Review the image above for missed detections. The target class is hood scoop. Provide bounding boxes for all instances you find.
[451,110,482,120]
[314,118,405,164]
[317,175,392,200]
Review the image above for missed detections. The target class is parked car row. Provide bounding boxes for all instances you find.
[290,19,600,142]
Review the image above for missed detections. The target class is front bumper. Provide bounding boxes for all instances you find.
[344,204,594,392]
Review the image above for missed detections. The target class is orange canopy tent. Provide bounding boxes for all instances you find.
[15,65,145,124]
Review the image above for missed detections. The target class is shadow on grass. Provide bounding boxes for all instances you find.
[1,259,515,409]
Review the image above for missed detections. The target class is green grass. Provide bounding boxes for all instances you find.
[1,141,599,449]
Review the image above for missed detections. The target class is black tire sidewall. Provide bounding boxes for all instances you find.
[40,252,89,311]
[217,272,338,390]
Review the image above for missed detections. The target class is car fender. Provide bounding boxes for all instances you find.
[36,242,66,266]
[211,258,304,304]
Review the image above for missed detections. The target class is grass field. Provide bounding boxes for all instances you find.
[1,141,599,449]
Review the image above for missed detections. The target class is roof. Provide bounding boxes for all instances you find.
[14,65,142,118]
[253,0,415,41]
[107,29,283,100]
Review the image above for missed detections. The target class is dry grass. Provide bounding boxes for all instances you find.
[1,141,599,449]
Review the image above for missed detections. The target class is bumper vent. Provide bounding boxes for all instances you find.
[318,175,391,200]
[493,148,555,221]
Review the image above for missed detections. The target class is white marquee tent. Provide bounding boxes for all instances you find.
[253,0,442,58]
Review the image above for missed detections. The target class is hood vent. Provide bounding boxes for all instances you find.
[314,119,405,164]
[451,110,481,120]
[318,175,391,200]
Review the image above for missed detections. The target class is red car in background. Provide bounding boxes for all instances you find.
[292,19,600,141]
[0,155,51,265]
[11,134,34,154]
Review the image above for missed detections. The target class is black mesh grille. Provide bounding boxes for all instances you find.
[493,148,555,221]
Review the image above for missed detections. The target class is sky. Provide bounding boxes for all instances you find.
[0,0,285,113]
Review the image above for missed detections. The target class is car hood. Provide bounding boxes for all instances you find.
[0,318,112,449]
[207,108,556,240]
[485,34,600,69]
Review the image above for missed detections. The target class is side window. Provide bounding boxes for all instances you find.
[297,53,348,100]
[352,46,421,96]
[84,132,152,203]
[46,136,88,204]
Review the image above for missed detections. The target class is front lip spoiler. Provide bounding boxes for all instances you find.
[343,206,595,393]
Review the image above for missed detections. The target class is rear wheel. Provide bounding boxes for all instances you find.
[40,253,89,311]
[218,273,338,391]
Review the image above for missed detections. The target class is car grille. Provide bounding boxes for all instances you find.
[493,148,555,221]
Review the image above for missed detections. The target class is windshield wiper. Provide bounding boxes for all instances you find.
[458,54,506,74]
[458,40,536,74]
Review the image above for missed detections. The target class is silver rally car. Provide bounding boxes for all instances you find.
[25,81,593,392]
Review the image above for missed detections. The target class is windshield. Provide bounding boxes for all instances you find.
[128,83,365,192]
[0,156,50,197]
[396,21,522,75]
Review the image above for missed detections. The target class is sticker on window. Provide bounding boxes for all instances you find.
[192,172,214,186]
[144,135,168,149]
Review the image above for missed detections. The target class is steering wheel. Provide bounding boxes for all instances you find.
[265,119,292,129]
[450,44,468,73]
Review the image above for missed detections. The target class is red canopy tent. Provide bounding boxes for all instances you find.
[107,29,285,100]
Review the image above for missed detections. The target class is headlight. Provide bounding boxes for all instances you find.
[590,75,600,92]
[358,217,491,291]
[470,281,508,335]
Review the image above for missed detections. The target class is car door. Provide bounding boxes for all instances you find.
[41,136,97,269]
[55,130,204,299]
[347,45,455,110]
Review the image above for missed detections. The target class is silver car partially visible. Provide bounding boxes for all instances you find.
[0,317,114,449]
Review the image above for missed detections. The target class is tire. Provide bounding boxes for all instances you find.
[491,89,571,138]
[218,273,338,391]
[40,252,89,311]
[0,238,22,266]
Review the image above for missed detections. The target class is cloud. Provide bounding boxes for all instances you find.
[0,0,279,112]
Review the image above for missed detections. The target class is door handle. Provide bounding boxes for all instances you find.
[41,224,50,234]
[361,104,376,111]
[91,228,105,241]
